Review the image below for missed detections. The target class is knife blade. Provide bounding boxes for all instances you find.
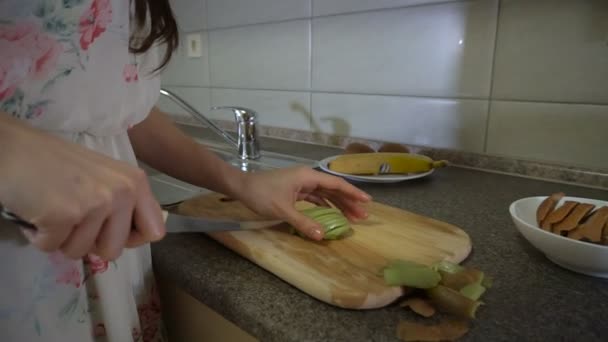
[162,210,282,233]
[1,203,282,234]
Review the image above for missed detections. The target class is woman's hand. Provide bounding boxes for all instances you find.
[0,114,165,261]
[126,108,370,241]
[234,166,372,240]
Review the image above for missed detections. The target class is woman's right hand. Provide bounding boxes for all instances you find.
[0,114,166,261]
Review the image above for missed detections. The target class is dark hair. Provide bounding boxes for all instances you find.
[131,0,179,72]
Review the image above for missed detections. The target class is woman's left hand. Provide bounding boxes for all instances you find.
[233,166,372,240]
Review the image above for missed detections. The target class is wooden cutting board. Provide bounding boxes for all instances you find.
[175,192,472,310]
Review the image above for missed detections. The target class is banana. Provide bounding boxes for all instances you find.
[328,152,447,175]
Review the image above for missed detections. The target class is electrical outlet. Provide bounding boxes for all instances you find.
[186,33,202,58]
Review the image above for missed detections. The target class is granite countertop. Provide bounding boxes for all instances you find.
[151,126,608,342]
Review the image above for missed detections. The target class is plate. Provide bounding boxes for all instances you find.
[509,196,608,278]
[316,155,434,183]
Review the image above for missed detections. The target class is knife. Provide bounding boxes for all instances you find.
[162,210,282,233]
[1,203,282,234]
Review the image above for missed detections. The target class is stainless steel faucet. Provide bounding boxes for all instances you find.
[210,106,261,160]
[159,88,261,160]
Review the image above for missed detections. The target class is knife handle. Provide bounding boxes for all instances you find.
[0,203,38,231]
[1,204,171,233]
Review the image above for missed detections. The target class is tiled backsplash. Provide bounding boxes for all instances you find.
[158,0,608,171]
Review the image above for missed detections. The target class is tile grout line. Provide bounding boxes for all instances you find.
[311,0,470,20]
[483,98,608,106]
[206,1,218,108]
[164,85,489,100]
[202,0,470,32]
[308,0,314,133]
[161,85,608,107]
[206,16,311,32]
[483,0,502,153]
[204,0,213,95]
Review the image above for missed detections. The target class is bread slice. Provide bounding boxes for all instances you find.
[568,207,608,243]
[552,203,595,235]
[536,192,565,226]
[540,201,578,231]
[603,220,608,246]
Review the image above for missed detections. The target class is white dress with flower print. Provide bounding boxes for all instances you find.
[0,1,166,341]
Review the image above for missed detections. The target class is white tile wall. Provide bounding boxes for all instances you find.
[160,0,608,170]
[170,0,207,32]
[492,0,608,104]
[312,1,498,98]
[208,20,311,90]
[156,86,212,120]
[312,0,460,17]
[487,101,608,169]
[312,93,488,152]
[161,32,210,87]
[211,88,311,130]
[207,0,311,29]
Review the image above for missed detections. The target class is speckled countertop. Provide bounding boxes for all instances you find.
[151,125,608,342]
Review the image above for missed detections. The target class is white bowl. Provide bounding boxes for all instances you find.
[509,196,608,278]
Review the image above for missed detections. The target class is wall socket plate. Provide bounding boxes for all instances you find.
[186,33,203,58]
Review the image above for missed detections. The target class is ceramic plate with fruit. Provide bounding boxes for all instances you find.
[317,143,448,183]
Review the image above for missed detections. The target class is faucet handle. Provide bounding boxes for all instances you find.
[211,106,258,123]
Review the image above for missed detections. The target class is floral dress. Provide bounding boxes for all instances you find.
[0,1,166,341]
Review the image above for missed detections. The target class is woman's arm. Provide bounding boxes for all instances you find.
[128,107,372,240]
[127,107,246,198]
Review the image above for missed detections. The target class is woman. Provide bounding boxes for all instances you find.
[0,1,371,341]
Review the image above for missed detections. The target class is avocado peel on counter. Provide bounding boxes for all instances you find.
[382,259,493,341]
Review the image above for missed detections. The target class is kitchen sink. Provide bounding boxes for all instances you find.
[142,138,320,206]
